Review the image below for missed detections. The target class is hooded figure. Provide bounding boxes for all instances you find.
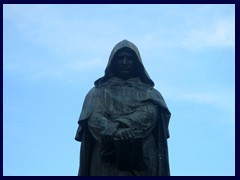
[75,40,171,176]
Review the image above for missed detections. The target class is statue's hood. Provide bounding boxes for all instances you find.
[94,40,154,87]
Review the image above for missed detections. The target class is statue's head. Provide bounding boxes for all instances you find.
[94,40,154,87]
[109,47,139,80]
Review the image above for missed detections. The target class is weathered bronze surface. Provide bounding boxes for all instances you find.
[75,40,171,176]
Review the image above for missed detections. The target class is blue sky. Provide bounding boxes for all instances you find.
[3,4,235,176]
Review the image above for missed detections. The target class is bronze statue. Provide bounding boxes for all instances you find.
[75,40,171,176]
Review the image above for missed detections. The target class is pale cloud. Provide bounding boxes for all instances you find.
[66,58,105,71]
[4,4,111,80]
[178,92,234,109]
[139,17,235,53]
[4,55,105,81]
[3,4,113,57]
[181,18,235,51]
[160,84,235,122]
[135,5,235,53]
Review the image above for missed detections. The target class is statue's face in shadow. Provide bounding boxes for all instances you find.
[112,49,136,80]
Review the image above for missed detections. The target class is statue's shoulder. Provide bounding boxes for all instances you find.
[148,87,162,95]
[85,86,105,98]
[147,87,166,102]
[88,87,97,93]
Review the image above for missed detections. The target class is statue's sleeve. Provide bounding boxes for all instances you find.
[88,113,111,142]
[80,88,112,142]
[113,102,159,138]
[75,88,111,142]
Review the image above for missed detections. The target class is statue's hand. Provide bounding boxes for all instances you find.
[101,122,120,143]
[114,128,135,140]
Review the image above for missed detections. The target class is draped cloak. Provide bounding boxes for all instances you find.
[75,40,171,176]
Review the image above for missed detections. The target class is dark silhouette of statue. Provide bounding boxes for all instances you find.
[75,40,171,176]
